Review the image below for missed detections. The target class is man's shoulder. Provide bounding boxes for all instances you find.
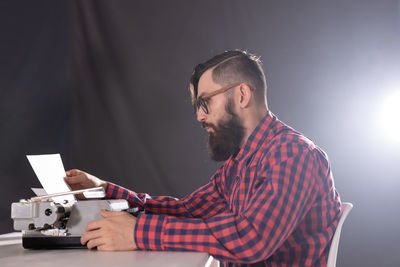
[258,122,326,164]
[269,122,316,149]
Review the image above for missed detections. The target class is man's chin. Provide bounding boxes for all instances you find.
[205,112,244,162]
[209,150,230,162]
[208,139,233,162]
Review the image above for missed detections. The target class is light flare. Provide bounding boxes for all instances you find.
[380,91,400,143]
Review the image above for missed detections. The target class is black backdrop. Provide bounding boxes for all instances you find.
[1,0,69,230]
[1,1,400,266]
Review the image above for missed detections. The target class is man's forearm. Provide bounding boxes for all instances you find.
[134,211,278,263]
[104,171,228,219]
[105,182,192,217]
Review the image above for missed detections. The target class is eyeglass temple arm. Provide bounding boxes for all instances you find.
[201,83,241,99]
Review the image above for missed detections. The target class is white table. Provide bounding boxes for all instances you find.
[0,232,217,267]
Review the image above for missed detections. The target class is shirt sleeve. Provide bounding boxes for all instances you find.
[105,167,229,219]
[134,143,320,264]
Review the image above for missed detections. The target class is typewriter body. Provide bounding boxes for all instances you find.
[11,188,130,249]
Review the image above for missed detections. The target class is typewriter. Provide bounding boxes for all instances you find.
[11,187,134,249]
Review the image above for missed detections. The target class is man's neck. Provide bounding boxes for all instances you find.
[240,107,268,148]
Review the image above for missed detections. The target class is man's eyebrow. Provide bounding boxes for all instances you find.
[198,92,206,99]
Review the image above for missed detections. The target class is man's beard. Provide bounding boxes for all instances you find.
[203,101,245,162]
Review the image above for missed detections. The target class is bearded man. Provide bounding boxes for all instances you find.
[65,50,341,267]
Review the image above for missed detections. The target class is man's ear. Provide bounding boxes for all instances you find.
[238,83,252,108]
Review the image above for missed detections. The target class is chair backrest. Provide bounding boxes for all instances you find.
[327,202,353,267]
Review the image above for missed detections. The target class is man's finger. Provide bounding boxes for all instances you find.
[65,169,80,177]
[100,210,125,218]
[64,173,86,184]
[81,229,102,245]
[85,219,103,232]
[86,237,105,250]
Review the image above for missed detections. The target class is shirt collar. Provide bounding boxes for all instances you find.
[232,110,278,162]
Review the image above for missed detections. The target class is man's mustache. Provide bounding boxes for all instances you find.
[202,122,216,130]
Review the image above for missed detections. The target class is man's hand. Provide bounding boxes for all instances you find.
[81,210,138,251]
[64,169,107,192]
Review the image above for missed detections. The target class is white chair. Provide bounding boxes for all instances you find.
[327,202,353,267]
[206,256,219,267]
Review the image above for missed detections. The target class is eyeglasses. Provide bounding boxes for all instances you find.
[196,83,241,114]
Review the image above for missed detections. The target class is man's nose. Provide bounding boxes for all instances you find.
[196,108,207,122]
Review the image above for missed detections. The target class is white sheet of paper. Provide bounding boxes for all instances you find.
[27,154,75,204]
[31,188,47,197]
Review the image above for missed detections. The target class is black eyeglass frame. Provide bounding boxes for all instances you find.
[195,83,241,114]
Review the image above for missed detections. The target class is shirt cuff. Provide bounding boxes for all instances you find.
[135,213,167,251]
[104,182,121,199]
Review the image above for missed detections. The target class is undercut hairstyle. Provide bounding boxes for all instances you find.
[189,50,267,108]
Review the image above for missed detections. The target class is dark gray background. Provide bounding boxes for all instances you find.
[1,1,399,266]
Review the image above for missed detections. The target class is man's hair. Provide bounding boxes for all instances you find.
[189,50,267,107]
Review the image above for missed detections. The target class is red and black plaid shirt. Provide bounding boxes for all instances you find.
[105,111,341,266]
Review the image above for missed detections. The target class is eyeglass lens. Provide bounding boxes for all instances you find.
[197,98,208,114]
